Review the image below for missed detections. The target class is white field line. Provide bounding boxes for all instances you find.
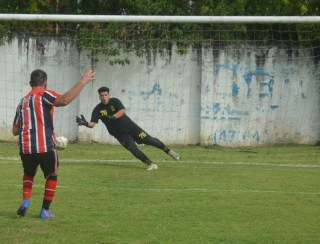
[0,156,320,168]
[2,183,320,196]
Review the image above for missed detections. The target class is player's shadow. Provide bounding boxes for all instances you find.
[1,210,40,219]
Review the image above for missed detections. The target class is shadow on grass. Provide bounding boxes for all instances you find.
[1,211,43,220]
[204,145,258,153]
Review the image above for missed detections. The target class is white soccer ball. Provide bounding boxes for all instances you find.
[55,136,68,150]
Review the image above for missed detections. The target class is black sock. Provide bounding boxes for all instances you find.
[42,199,51,210]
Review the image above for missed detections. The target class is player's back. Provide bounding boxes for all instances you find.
[16,89,58,153]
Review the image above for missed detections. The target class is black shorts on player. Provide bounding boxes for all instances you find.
[20,150,59,178]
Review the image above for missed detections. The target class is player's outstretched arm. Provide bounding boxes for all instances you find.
[112,108,126,119]
[55,68,96,107]
[76,114,96,128]
[86,121,96,128]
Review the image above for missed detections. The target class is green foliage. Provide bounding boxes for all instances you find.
[0,24,10,45]
[0,0,319,64]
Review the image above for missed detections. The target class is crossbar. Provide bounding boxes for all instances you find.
[0,14,320,23]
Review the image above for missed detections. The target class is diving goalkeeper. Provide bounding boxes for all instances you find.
[76,86,179,171]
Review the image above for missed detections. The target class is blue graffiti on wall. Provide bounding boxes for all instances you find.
[281,68,306,98]
[201,103,249,121]
[300,80,307,99]
[232,66,279,110]
[224,104,249,116]
[213,63,228,74]
[232,82,240,96]
[215,63,276,100]
[139,82,162,100]
[282,67,297,85]
[213,129,270,144]
[259,79,274,98]
[243,66,274,98]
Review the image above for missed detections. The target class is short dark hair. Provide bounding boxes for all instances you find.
[98,87,109,94]
[29,69,47,87]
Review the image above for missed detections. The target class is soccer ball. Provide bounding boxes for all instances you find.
[55,136,68,150]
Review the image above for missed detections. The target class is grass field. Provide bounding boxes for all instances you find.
[0,142,319,243]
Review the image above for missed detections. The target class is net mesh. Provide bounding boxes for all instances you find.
[0,20,319,145]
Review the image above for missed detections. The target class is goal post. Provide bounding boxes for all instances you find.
[0,14,320,23]
[0,15,319,146]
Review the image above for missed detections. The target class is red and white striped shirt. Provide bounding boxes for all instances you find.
[13,88,61,154]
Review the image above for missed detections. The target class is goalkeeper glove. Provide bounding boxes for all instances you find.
[76,115,88,127]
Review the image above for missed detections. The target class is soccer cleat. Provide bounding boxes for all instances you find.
[146,163,158,171]
[168,150,180,161]
[39,208,54,219]
[17,198,30,217]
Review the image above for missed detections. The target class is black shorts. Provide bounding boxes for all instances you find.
[116,124,151,144]
[20,150,59,178]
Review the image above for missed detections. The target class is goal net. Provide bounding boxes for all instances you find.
[0,16,319,146]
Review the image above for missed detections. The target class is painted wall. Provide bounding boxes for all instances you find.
[0,38,319,146]
[0,37,201,145]
[0,37,81,141]
[201,45,320,146]
[77,48,201,145]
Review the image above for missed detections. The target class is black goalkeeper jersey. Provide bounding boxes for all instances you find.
[90,97,136,136]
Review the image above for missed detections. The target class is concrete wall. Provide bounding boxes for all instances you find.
[0,37,81,141]
[77,48,201,145]
[201,44,320,146]
[0,37,319,146]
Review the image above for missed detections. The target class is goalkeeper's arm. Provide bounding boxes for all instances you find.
[86,121,96,128]
[76,114,96,128]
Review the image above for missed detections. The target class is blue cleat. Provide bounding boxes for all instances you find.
[39,208,54,219]
[17,198,30,217]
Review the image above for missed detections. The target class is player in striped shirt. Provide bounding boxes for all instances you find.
[13,68,95,218]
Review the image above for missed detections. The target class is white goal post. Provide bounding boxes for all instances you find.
[0,14,320,23]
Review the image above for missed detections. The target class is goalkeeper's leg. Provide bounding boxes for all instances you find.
[143,136,170,152]
[143,136,180,161]
[131,125,180,161]
[116,134,153,166]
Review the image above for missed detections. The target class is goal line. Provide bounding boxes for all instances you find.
[1,157,319,168]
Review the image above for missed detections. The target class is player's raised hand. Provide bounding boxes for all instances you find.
[80,67,96,85]
[54,68,96,107]
[76,114,88,126]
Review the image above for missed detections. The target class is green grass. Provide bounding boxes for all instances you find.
[0,142,319,243]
